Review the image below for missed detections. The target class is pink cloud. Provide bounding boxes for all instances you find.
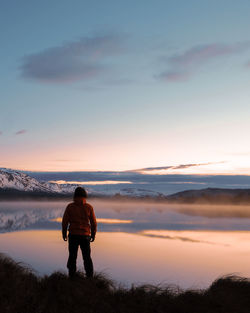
[169,42,250,67]
[20,34,123,84]
[157,41,250,82]
[156,71,190,82]
[15,129,27,135]
[132,162,225,173]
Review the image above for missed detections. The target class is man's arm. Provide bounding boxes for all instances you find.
[89,205,97,242]
[62,205,70,241]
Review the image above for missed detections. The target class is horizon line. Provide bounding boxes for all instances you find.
[1,166,250,177]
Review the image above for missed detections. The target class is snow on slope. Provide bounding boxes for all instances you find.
[0,168,67,193]
[3,168,250,203]
[0,168,164,198]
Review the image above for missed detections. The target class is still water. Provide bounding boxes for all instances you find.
[1,199,250,288]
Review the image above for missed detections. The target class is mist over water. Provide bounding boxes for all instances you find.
[1,199,250,287]
[1,199,250,233]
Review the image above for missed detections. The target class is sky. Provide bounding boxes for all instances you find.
[1,0,250,173]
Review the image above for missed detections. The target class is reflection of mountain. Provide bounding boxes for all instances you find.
[167,188,250,204]
[2,198,250,234]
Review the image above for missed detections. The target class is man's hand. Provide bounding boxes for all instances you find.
[63,235,67,241]
[90,235,95,242]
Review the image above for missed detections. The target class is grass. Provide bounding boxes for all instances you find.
[1,254,250,313]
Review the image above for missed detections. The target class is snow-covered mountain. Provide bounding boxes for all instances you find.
[0,168,49,192]
[2,168,250,202]
[0,168,165,198]
[0,168,71,194]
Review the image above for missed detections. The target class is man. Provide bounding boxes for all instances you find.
[62,187,97,278]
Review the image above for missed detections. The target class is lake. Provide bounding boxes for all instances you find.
[1,199,250,288]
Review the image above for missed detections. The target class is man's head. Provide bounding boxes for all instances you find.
[74,187,87,200]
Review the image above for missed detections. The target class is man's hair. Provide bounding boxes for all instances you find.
[74,187,87,199]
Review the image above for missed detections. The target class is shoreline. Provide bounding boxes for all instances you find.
[1,253,250,313]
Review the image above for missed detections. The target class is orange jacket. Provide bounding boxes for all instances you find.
[62,201,97,238]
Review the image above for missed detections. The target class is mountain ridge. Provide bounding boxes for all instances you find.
[0,168,163,199]
[1,168,250,203]
[167,187,250,204]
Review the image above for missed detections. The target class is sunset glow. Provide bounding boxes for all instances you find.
[1,1,250,174]
[137,160,250,176]
[2,229,250,288]
[51,217,133,224]
[2,3,250,309]
[50,180,132,185]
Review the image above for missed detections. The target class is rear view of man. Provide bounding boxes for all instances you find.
[62,187,97,278]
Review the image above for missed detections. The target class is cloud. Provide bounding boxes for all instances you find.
[156,41,250,82]
[173,163,212,170]
[168,42,250,66]
[134,162,221,172]
[156,71,190,82]
[131,166,172,172]
[0,131,2,135]
[20,34,123,84]
[15,129,27,135]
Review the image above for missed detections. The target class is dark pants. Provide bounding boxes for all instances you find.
[67,234,93,278]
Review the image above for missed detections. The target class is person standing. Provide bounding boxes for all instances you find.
[62,187,97,278]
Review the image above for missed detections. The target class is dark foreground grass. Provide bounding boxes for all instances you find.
[1,254,250,313]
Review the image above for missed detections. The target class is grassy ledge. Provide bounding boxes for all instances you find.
[1,253,250,313]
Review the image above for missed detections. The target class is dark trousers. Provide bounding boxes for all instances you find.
[67,234,93,277]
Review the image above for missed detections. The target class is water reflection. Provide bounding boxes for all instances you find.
[1,199,250,288]
[1,199,250,233]
[1,229,250,288]
[51,217,133,224]
[139,230,224,245]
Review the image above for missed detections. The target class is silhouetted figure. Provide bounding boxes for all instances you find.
[62,187,97,278]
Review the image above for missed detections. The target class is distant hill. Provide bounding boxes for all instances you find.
[167,188,250,204]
